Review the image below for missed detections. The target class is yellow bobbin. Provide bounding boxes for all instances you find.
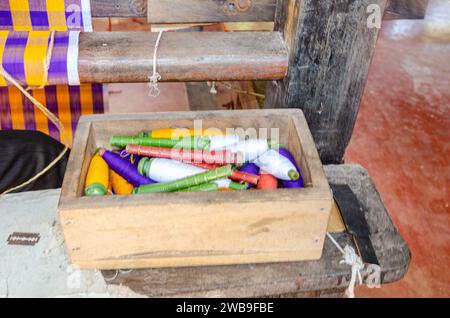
[85,154,109,196]
[110,170,134,195]
[149,128,226,139]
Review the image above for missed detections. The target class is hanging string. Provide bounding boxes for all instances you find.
[148,30,164,97]
[207,81,265,99]
[208,81,217,94]
[326,233,364,298]
[0,31,69,197]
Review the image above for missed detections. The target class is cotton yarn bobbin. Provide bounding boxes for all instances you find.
[126,145,243,166]
[189,161,221,170]
[111,135,210,150]
[110,170,134,195]
[278,148,304,188]
[187,160,259,185]
[257,172,278,190]
[138,158,206,183]
[225,139,272,162]
[208,134,240,150]
[179,183,219,192]
[85,154,109,196]
[138,158,247,190]
[254,149,300,181]
[99,149,155,187]
[215,178,248,190]
[239,163,260,189]
[145,128,226,139]
[134,165,235,194]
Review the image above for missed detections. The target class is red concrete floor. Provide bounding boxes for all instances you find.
[346,0,450,297]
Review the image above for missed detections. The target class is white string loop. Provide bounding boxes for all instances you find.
[207,81,217,94]
[148,30,164,97]
[326,233,364,298]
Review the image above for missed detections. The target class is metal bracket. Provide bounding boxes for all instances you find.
[223,0,252,15]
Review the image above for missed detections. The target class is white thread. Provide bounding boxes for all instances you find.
[145,158,232,189]
[222,139,269,162]
[254,149,299,181]
[208,81,217,94]
[326,233,364,298]
[208,135,240,150]
[148,30,164,97]
[148,158,205,182]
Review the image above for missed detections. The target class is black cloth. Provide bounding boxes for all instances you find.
[0,130,69,193]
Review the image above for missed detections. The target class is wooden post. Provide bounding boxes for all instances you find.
[264,0,387,164]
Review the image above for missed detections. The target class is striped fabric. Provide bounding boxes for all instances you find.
[0,84,104,146]
[0,0,92,32]
[0,30,80,86]
[0,0,105,145]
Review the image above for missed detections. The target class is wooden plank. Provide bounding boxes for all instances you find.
[103,165,411,297]
[147,0,276,23]
[264,0,387,164]
[327,201,346,233]
[59,109,332,269]
[90,0,425,21]
[384,0,428,20]
[91,0,147,17]
[77,32,288,83]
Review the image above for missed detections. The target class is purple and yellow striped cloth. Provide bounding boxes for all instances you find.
[0,30,80,86]
[0,84,104,146]
[0,0,92,32]
[0,0,105,145]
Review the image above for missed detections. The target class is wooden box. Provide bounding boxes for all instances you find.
[59,109,332,269]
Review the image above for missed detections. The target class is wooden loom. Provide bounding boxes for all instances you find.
[76,0,428,164]
[71,0,426,296]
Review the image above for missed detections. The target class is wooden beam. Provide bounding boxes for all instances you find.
[264,0,388,164]
[90,0,276,21]
[384,0,428,20]
[90,0,425,20]
[91,0,147,17]
[78,32,288,83]
[147,0,276,23]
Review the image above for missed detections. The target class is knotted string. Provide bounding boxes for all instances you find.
[326,232,364,298]
[148,30,164,97]
[0,31,69,197]
[208,81,217,94]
